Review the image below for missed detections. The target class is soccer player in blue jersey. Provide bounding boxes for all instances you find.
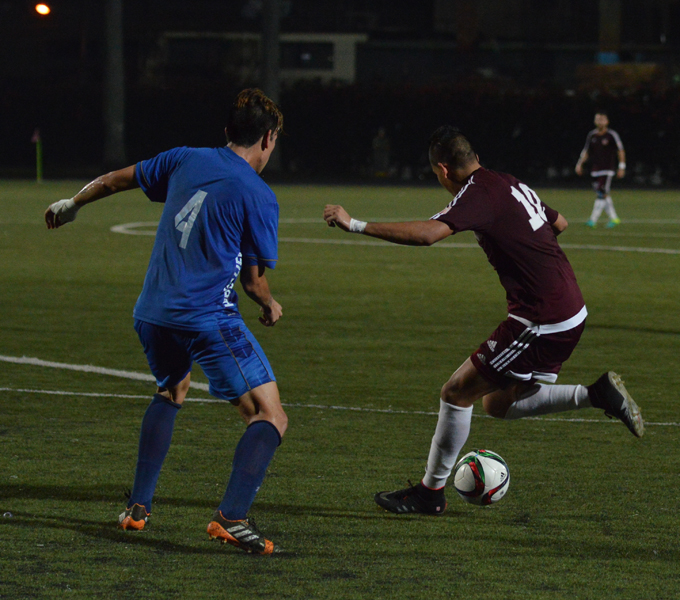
[45,89,286,555]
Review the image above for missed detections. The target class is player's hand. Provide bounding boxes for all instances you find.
[324,204,351,231]
[259,298,282,327]
[574,164,583,176]
[45,198,80,229]
[617,168,625,179]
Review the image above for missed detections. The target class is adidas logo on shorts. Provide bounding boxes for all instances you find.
[487,340,497,352]
[476,353,487,365]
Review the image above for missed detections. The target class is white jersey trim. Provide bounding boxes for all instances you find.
[430,175,476,220]
[508,305,587,335]
[609,129,624,151]
[505,370,559,383]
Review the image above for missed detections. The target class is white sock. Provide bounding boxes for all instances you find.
[504,384,590,420]
[590,199,606,222]
[422,400,473,490]
[604,196,619,220]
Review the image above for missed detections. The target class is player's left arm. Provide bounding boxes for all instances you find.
[551,213,568,236]
[617,148,626,179]
[323,204,452,246]
[45,165,139,229]
[240,263,282,327]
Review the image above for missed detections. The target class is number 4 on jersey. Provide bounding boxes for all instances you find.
[511,183,548,231]
[174,190,207,249]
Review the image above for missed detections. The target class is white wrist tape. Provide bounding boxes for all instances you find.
[618,162,626,169]
[349,218,367,233]
[50,198,80,224]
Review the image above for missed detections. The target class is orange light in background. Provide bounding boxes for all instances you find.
[35,4,51,15]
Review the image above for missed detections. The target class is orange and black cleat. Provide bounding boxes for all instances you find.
[207,511,279,555]
[118,503,150,530]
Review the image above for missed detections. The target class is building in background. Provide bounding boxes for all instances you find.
[1,0,680,181]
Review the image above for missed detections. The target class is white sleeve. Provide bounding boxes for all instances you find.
[610,130,624,151]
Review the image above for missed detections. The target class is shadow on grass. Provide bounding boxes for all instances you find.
[0,483,210,506]
[2,511,223,555]
[0,483,469,520]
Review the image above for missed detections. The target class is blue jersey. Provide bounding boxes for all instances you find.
[133,146,278,331]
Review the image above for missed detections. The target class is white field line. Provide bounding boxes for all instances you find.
[110,222,680,254]
[278,217,680,225]
[280,237,680,254]
[111,218,680,228]
[1,356,678,427]
[0,354,211,391]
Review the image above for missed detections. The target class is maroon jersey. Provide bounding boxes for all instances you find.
[432,168,585,325]
[582,129,624,174]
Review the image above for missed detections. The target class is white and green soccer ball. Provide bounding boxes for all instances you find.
[453,449,510,505]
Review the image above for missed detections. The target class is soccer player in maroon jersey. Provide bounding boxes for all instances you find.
[575,111,626,228]
[323,126,643,516]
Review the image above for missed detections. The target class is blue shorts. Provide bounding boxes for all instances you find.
[134,318,276,403]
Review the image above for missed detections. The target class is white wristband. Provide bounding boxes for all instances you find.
[618,162,626,170]
[349,218,367,233]
[49,197,80,224]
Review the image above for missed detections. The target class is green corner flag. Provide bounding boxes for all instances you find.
[32,128,43,184]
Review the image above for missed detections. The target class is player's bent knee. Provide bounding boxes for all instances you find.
[159,373,191,405]
[441,378,470,407]
[237,382,288,437]
[271,411,288,437]
[249,413,287,438]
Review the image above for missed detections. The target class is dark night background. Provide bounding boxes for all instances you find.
[2,0,680,183]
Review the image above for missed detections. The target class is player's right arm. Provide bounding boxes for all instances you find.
[240,263,282,327]
[575,150,588,176]
[323,204,452,246]
[575,131,593,176]
[45,165,139,229]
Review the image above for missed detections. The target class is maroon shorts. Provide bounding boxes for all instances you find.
[470,317,585,389]
[591,173,614,197]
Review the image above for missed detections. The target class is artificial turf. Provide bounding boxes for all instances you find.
[1,180,679,599]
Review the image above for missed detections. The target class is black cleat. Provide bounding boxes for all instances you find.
[207,511,279,555]
[588,372,644,438]
[374,481,447,515]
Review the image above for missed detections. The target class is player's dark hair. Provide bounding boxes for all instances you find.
[595,110,608,117]
[226,88,283,148]
[428,126,477,169]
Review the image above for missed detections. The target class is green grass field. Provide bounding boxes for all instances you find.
[1,180,679,599]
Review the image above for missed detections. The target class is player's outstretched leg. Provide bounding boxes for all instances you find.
[119,394,182,530]
[587,372,644,437]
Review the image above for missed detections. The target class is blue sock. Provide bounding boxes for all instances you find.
[128,394,181,512]
[218,421,281,520]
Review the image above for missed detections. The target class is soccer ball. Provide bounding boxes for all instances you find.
[453,449,510,505]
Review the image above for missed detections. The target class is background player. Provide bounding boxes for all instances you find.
[324,125,643,515]
[45,89,286,554]
[575,111,626,228]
